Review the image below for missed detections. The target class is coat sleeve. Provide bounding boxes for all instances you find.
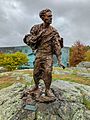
[52,31,62,64]
[23,25,41,50]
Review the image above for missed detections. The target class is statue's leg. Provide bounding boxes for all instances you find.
[43,69,55,97]
[29,58,41,92]
[43,69,52,90]
[43,57,55,97]
[33,72,40,89]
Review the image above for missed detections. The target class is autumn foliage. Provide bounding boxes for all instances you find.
[69,41,87,67]
[0,52,28,71]
[84,50,90,61]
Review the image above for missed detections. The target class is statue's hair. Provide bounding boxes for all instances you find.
[39,9,52,19]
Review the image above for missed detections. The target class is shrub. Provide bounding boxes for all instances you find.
[0,52,28,71]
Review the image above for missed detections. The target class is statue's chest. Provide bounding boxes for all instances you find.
[38,26,53,35]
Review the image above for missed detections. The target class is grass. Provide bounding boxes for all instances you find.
[52,73,90,86]
[0,82,13,90]
[0,76,14,90]
[83,94,90,110]
[0,73,33,90]
[0,67,90,90]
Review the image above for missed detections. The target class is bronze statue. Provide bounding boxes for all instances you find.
[23,9,65,102]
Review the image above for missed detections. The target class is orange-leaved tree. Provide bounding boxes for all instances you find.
[84,50,90,61]
[69,41,87,66]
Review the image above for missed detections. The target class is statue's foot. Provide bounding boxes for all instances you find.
[36,89,56,103]
[26,86,39,94]
[26,86,42,99]
[45,89,55,98]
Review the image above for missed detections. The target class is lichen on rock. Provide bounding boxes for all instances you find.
[0,81,90,120]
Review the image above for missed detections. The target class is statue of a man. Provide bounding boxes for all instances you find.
[23,9,65,98]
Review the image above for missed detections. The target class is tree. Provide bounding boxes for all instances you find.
[0,52,28,71]
[69,41,87,67]
[84,50,90,61]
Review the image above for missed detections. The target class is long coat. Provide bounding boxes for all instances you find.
[23,23,62,83]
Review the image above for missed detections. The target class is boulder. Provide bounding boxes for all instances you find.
[0,81,90,120]
[77,62,90,68]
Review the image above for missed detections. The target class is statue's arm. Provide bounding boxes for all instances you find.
[52,32,62,66]
[23,25,42,45]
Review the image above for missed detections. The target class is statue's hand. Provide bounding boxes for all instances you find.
[23,35,27,44]
[58,61,65,69]
[23,34,30,44]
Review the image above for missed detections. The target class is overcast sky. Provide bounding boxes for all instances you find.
[0,0,90,47]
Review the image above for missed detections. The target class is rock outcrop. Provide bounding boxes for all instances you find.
[77,62,90,68]
[0,81,90,120]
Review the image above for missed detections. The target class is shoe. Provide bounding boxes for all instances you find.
[27,86,39,93]
[45,89,55,97]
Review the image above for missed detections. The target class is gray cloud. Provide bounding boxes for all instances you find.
[0,0,90,47]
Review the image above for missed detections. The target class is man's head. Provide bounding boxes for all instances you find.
[39,9,52,24]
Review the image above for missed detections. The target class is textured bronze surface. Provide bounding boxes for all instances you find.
[23,9,65,101]
[22,85,56,103]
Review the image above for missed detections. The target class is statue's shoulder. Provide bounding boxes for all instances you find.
[50,25,58,33]
[50,25,61,38]
[31,24,42,30]
[30,24,42,33]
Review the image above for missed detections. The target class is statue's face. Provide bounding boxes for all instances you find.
[43,12,52,24]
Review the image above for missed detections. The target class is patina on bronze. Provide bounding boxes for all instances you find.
[23,9,65,102]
